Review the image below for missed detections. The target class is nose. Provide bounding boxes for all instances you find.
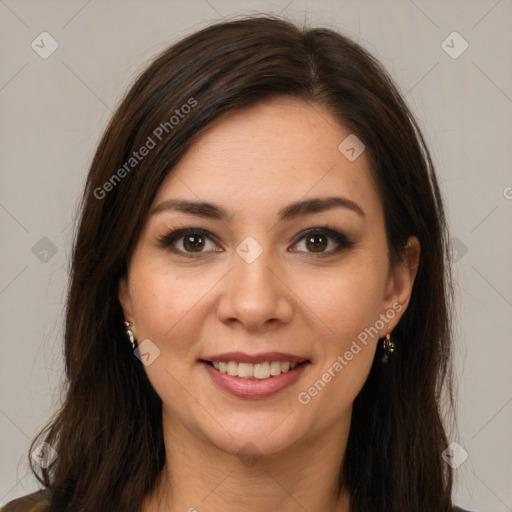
[216,248,294,332]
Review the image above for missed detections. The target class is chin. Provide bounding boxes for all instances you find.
[198,412,307,461]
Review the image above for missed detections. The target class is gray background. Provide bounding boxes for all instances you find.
[1,1,511,510]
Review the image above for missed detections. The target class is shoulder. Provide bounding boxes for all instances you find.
[1,491,50,512]
[454,507,475,512]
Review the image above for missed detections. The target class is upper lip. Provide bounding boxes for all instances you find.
[201,351,309,364]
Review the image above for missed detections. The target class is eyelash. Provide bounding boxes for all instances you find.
[158,226,355,259]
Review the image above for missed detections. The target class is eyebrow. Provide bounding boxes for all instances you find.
[150,196,365,221]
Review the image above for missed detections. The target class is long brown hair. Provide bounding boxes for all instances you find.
[30,15,455,512]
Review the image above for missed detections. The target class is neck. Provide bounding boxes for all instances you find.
[142,409,352,512]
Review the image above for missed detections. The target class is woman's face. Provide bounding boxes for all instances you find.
[119,97,418,457]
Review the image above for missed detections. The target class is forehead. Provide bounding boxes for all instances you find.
[152,97,382,223]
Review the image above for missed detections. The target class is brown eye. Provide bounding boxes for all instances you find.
[291,228,355,256]
[160,228,221,257]
[182,234,205,252]
[305,234,328,252]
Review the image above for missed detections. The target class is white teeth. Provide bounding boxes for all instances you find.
[237,362,253,378]
[209,360,304,379]
[253,362,270,379]
[270,361,282,376]
[227,361,238,376]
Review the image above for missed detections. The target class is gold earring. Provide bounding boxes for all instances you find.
[381,332,395,364]
[124,321,136,350]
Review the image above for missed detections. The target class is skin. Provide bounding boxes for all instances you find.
[118,97,420,512]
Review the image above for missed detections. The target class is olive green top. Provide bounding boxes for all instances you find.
[1,491,49,512]
[1,490,475,511]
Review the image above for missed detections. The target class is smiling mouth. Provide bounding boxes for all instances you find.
[202,360,310,380]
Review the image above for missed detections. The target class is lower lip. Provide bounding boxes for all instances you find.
[202,361,309,399]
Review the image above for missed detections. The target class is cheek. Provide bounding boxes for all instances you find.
[128,260,218,356]
[300,260,386,340]
[294,258,385,398]
[294,268,382,417]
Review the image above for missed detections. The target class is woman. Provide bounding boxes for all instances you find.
[2,15,473,512]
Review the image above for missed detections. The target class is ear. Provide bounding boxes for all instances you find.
[118,276,134,323]
[379,236,420,335]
